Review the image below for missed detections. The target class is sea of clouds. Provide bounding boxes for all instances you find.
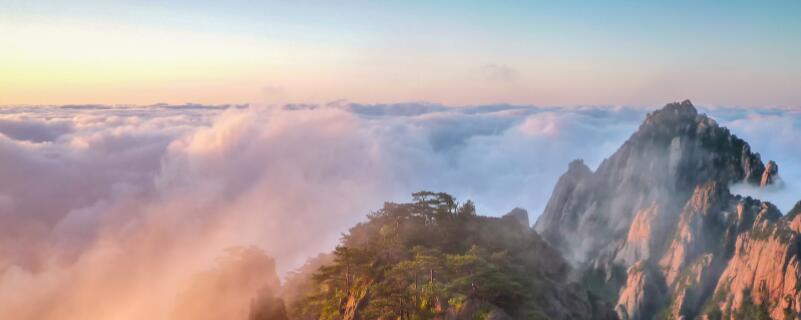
[0,101,798,319]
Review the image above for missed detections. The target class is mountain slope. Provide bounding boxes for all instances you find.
[289,192,616,320]
[535,100,800,319]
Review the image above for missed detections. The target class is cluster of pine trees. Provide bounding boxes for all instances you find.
[285,192,575,319]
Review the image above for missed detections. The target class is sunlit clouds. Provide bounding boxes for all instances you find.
[0,102,798,318]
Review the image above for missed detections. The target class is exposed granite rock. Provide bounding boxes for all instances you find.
[534,159,594,261]
[666,253,715,319]
[760,160,778,187]
[534,100,793,319]
[789,201,801,218]
[615,261,667,320]
[712,218,801,319]
[615,203,661,266]
[788,201,801,233]
[658,181,727,287]
[535,100,773,264]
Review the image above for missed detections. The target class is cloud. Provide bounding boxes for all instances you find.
[0,117,72,143]
[480,63,519,82]
[0,102,797,319]
[705,107,801,212]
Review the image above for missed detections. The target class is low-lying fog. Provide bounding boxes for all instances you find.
[0,102,797,318]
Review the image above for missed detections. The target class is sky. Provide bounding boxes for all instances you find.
[2,1,801,106]
[2,2,801,318]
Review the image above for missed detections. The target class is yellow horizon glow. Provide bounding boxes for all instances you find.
[2,19,800,107]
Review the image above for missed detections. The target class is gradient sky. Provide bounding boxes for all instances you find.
[2,1,800,106]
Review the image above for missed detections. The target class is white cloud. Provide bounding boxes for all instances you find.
[706,107,801,212]
[0,102,797,319]
[480,64,519,82]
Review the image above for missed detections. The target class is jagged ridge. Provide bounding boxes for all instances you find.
[535,100,799,319]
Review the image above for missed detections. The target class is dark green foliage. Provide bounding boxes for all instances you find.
[750,217,795,243]
[732,290,771,320]
[700,281,730,319]
[580,265,626,303]
[289,192,576,319]
[458,200,477,217]
[787,201,801,220]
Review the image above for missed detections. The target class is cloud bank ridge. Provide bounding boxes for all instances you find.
[0,102,798,319]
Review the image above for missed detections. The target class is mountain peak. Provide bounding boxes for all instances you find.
[536,99,777,260]
[534,100,798,319]
[636,100,723,142]
[567,159,591,172]
[659,99,697,117]
[642,99,698,126]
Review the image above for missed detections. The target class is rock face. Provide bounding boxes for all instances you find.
[502,207,531,230]
[535,100,801,319]
[761,160,779,187]
[615,261,667,320]
[713,220,801,319]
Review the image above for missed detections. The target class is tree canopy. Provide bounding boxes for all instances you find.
[287,192,605,320]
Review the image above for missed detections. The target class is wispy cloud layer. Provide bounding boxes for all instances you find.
[0,102,797,318]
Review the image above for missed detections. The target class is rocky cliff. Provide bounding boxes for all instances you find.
[535,100,799,319]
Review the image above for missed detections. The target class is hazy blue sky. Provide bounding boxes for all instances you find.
[2,1,800,106]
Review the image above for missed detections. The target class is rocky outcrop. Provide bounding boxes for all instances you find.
[534,159,594,261]
[534,100,795,319]
[712,218,801,319]
[535,100,774,264]
[615,261,667,320]
[789,201,801,233]
[658,181,727,287]
[667,253,715,319]
[615,204,661,266]
[761,160,779,187]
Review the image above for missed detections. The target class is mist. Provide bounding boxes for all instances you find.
[0,102,798,319]
[714,107,801,213]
